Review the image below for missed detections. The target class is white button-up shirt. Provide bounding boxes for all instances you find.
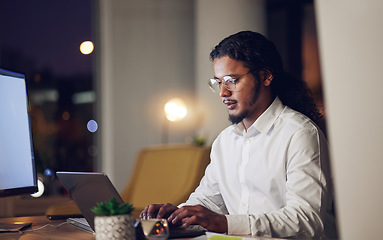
[183,97,333,238]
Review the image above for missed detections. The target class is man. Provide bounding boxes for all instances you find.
[140,31,334,239]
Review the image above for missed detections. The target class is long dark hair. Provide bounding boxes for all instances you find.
[209,31,322,124]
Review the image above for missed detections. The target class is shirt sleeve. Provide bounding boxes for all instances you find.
[179,152,229,215]
[227,128,330,239]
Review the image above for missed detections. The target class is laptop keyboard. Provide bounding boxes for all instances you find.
[67,217,206,238]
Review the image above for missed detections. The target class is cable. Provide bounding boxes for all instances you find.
[20,221,70,233]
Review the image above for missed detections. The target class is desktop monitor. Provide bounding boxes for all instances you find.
[0,68,38,197]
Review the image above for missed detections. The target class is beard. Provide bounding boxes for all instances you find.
[228,110,249,124]
[228,76,261,124]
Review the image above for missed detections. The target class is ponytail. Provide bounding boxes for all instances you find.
[273,71,322,124]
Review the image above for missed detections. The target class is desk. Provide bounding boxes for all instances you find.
[0,195,73,217]
[0,216,283,240]
[0,215,94,240]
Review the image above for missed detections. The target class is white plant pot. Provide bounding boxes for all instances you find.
[94,214,136,240]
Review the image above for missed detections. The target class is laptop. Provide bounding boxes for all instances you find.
[56,171,206,238]
[56,171,122,232]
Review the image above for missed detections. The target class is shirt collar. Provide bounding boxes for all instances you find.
[234,97,285,135]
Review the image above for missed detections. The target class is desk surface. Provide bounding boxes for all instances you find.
[0,215,283,240]
[0,215,94,240]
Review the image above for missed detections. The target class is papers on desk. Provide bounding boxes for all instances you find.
[206,232,242,240]
[192,234,208,240]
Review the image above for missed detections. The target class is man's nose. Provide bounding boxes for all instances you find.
[219,85,231,97]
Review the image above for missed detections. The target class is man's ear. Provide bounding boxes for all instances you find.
[261,69,273,87]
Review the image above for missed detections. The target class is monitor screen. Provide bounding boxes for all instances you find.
[0,68,38,197]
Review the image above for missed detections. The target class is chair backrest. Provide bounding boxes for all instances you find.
[120,144,211,211]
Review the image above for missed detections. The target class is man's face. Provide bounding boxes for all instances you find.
[213,56,266,125]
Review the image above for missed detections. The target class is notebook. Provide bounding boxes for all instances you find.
[56,171,206,238]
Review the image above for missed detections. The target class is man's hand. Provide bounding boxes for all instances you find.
[140,203,178,220]
[168,205,228,233]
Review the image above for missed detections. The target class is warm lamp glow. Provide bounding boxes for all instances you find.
[30,178,44,198]
[80,41,94,55]
[164,98,187,122]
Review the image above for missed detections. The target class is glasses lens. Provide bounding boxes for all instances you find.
[208,79,220,93]
[223,76,235,91]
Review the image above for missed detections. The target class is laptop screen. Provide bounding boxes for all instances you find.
[56,172,124,230]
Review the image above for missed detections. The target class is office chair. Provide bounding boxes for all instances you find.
[46,144,211,219]
[120,144,211,217]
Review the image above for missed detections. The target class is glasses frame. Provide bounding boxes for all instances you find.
[208,71,251,93]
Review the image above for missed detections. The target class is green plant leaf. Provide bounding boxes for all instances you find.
[91,197,134,216]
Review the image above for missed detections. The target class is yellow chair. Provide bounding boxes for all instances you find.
[46,144,211,219]
[120,144,211,218]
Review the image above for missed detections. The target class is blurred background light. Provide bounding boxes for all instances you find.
[80,41,94,55]
[164,98,187,122]
[44,168,55,180]
[72,91,96,104]
[87,119,98,133]
[29,89,59,105]
[62,111,70,121]
[30,178,44,198]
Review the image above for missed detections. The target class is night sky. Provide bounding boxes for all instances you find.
[0,0,93,77]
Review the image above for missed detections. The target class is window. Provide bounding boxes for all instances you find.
[0,1,97,192]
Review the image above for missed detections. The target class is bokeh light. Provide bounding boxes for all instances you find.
[87,119,98,133]
[62,111,70,120]
[30,178,44,198]
[164,98,187,122]
[80,41,94,55]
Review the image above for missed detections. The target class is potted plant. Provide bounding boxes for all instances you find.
[91,197,135,240]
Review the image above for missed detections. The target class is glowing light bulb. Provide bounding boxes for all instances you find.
[164,98,187,122]
[80,41,94,55]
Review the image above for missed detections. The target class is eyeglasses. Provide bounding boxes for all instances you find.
[208,71,251,93]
